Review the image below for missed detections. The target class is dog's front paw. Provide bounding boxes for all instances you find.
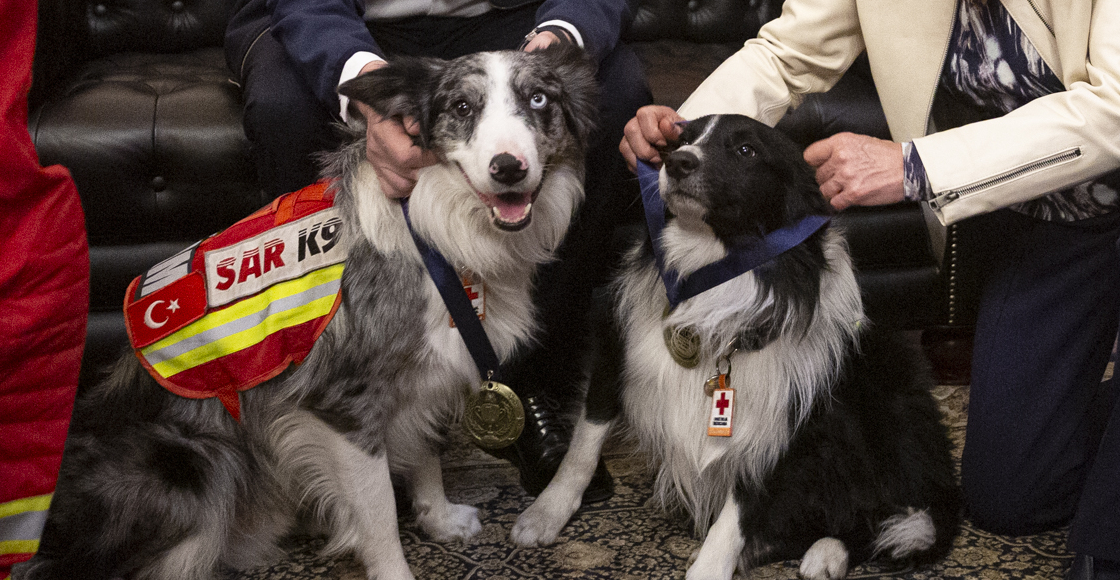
[511,488,581,547]
[684,546,737,580]
[799,537,849,580]
[416,502,482,542]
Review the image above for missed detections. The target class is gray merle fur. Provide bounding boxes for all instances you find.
[17,47,595,580]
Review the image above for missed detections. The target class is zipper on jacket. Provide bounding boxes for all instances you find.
[929,147,1082,209]
[1026,0,1056,36]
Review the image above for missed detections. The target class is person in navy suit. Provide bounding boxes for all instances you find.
[224,0,651,501]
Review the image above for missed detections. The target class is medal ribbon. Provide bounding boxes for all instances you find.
[401,200,503,382]
[636,159,831,309]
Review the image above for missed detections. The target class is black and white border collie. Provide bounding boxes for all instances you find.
[15,47,596,580]
[512,114,961,579]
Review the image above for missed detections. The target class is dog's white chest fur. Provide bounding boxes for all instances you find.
[616,229,864,529]
[348,157,583,400]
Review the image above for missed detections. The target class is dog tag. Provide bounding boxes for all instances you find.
[704,374,723,397]
[707,375,734,437]
[463,380,525,450]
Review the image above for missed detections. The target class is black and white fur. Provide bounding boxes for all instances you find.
[512,115,961,579]
[15,47,597,580]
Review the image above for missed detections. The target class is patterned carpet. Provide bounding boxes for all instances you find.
[228,381,1078,580]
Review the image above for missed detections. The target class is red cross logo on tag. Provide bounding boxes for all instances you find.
[708,387,734,437]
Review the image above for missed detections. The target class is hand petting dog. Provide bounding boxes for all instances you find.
[620,104,686,170]
[803,132,905,210]
[355,60,438,199]
[620,105,907,211]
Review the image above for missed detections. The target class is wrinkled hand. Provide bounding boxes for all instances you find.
[619,105,686,172]
[803,132,905,211]
[356,61,438,199]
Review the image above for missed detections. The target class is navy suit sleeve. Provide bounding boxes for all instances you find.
[536,0,631,64]
[265,0,382,110]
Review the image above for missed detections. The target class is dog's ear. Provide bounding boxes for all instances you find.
[337,56,447,149]
[761,126,833,220]
[538,44,599,149]
[783,146,833,220]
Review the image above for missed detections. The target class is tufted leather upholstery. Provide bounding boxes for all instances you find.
[627,0,782,43]
[84,0,228,53]
[31,0,978,389]
[31,0,263,387]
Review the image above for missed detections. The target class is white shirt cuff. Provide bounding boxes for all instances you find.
[536,20,583,49]
[339,51,385,122]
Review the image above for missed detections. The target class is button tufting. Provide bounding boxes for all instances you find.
[151,176,167,192]
[94,3,108,15]
[170,0,184,11]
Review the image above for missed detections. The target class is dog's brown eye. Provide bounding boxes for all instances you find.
[737,144,757,157]
[529,92,548,109]
[453,100,472,117]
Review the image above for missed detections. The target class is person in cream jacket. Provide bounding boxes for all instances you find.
[621,1,1120,579]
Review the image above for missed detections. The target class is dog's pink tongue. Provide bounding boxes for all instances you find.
[493,192,532,223]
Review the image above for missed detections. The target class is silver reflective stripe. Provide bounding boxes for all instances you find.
[142,276,341,366]
[0,508,47,542]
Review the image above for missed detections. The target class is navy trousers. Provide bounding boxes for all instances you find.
[959,208,1120,561]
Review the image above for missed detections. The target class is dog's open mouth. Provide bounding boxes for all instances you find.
[459,163,543,231]
[480,189,536,231]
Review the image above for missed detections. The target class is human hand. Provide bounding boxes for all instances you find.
[803,132,905,211]
[619,105,687,172]
[355,61,438,199]
[522,30,563,52]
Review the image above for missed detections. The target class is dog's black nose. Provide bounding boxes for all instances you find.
[664,150,699,180]
[489,153,528,185]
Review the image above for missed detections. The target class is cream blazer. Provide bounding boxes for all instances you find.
[677,0,1120,225]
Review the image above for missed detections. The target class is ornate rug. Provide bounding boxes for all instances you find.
[227,379,1080,580]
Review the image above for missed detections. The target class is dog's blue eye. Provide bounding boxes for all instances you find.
[737,144,757,157]
[529,92,548,109]
[454,100,472,117]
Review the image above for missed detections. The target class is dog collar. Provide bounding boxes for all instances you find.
[636,160,830,309]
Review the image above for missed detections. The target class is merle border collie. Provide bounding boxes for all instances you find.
[15,46,596,580]
[512,114,961,579]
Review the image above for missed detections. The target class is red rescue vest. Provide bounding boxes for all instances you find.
[124,182,347,420]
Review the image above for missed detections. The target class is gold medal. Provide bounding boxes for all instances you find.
[463,380,525,450]
[663,305,701,368]
[663,324,701,368]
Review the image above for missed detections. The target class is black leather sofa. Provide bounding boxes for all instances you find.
[30,0,979,389]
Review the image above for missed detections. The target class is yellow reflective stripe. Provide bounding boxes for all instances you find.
[145,263,344,353]
[150,293,338,377]
[142,263,344,378]
[0,539,38,556]
[0,495,50,520]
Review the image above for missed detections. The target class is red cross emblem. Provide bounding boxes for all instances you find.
[715,391,731,415]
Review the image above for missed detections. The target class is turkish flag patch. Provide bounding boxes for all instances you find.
[125,272,208,349]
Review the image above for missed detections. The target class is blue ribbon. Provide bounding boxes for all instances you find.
[401,200,502,382]
[636,159,830,309]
